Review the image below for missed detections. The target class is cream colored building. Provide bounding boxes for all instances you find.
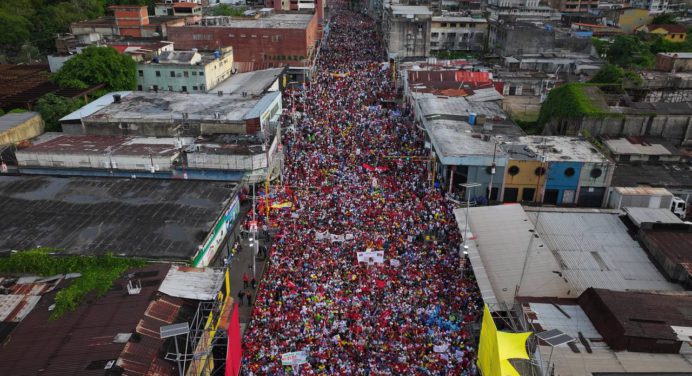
[431,15,488,52]
[137,47,234,93]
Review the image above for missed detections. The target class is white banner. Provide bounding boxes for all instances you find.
[357,250,384,264]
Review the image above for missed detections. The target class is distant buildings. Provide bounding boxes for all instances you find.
[382,4,433,58]
[636,24,688,42]
[430,15,487,52]
[167,12,319,72]
[136,48,234,92]
[69,5,192,39]
[656,52,692,72]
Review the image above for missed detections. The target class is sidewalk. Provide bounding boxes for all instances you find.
[211,202,270,333]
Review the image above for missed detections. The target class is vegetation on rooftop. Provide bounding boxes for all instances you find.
[537,83,618,125]
[0,248,145,320]
[208,4,247,17]
[35,94,84,132]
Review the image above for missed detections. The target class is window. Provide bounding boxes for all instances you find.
[182,86,187,92]
[193,86,198,91]
[138,70,143,77]
[564,167,575,177]
[199,71,204,76]
[200,84,205,91]
[168,86,173,91]
[137,85,142,90]
[155,71,161,77]
[590,168,602,178]
[431,32,439,38]
[192,71,197,76]
[183,71,189,77]
[251,34,257,38]
[170,71,175,77]
[240,34,246,38]
[441,23,447,27]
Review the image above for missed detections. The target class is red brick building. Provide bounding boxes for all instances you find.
[168,13,319,72]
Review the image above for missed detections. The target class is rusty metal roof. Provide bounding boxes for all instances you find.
[0,264,173,376]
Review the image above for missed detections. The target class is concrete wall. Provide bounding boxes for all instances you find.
[655,54,692,73]
[384,15,431,58]
[186,152,266,170]
[16,151,176,171]
[72,120,248,137]
[546,115,692,146]
[0,113,45,145]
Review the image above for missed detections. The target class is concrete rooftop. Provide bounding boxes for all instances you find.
[84,91,261,123]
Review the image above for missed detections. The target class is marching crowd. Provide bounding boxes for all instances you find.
[242,6,483,376]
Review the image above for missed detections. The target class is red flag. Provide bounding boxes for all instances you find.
[226,303,242,376]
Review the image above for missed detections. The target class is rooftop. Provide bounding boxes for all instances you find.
[658,52,692,59]
[83,91,269,123]
[199,13,314,29]
[579,288,692,348]
[646,24,688,33]
[17,135,182,157]
[426,119,503,158]
[623,207,683,227]
[211,68,284,96]
[455,204,681,310]
[0,264,178,376]
[432,16,487,23]
[0,112,41,133]
[414,92,509,121]
[158,265,225,300]
[514,136,608,163]
[388,4,433,16]
[0,176,235,259]
[604,136,679,157]
[640,226,692,273]
[60,91,133,123]
[523,299,692,375]
[611,162,692,189]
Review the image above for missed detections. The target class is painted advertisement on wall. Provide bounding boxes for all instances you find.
[192,195,240,267]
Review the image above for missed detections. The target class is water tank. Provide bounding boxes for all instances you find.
[213,51,220,59]
[468,112,477,125]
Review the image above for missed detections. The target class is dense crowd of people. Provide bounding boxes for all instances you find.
[242,6,483,375]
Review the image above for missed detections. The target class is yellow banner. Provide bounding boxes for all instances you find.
[478,304,531,376]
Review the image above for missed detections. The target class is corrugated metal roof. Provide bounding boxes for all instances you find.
[526,210,680,294]
[624,207,683,227]
[0,264,172,376]
[454,204,568,311]
[59,91,132,122]
[158,265,225,301]
[244,90,281,120]
[526,302,605,350]
[613,186,673,196]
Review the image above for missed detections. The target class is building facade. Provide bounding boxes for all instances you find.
[137,48,234,92]
[383,5,433,58]
[167,13,319,72]
[430,16,487,52]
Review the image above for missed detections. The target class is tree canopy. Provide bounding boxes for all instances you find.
[35,94,83,132]
[53,46,137,91]
[605,35,655,69]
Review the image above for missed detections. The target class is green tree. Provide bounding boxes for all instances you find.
[35,94,83,132]
[53,46,137,90]
[651,13,677,25]
[0,10,32,55]
[606,35,655,69]
[590,64,626,84]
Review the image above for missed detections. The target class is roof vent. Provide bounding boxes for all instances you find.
[126,279,142,295]
[113,94,121,103]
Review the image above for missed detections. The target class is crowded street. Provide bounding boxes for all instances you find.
[242,4,483,375]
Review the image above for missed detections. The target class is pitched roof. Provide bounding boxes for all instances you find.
[648,24,687,34]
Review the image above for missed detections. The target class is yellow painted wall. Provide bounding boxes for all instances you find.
[502,159,547,201]
[0,113,44,145]
[617,9,652,34]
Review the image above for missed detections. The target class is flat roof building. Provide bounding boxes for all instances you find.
[0,176,238,263]
[167,13,319,73]
[63,91,282,137]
